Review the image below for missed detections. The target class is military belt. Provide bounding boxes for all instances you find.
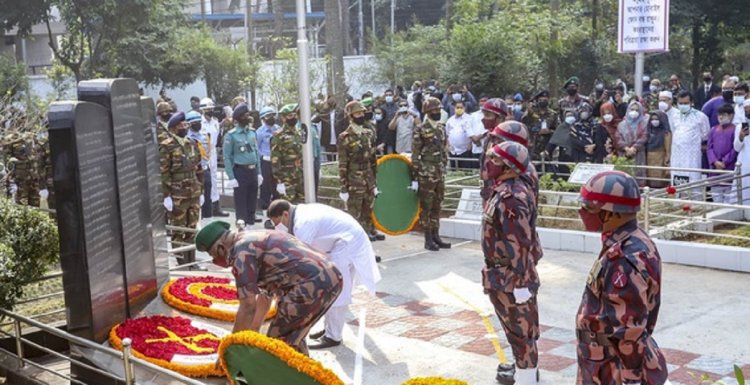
[577,330,613,346]
[485,257,511,268]
[173,171,196,179]
[234,163,257,170]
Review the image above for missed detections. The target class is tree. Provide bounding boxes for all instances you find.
[0,54,29,100]
[372,25,446,88]
[324,0,348,106]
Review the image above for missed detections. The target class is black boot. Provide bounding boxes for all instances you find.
[496,363,516,385]
[213,201,229,217]
[432,230,451,249]
[371,230,385,241]
[424,231,439,251]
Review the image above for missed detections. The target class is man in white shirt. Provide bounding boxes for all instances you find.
[466,96,490,169]
[735,100,750,205]
[445,101,475,169]
[389,101,419,154]
[200,98,228,217]
[267,199,381,349]
[670,91,711,199]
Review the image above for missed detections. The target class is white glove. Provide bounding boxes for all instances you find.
[199,195,205,206]
[39,189,49,199]
[276,183,286,195]
[373,187,380,196]
[258,174,264,185]
[513,287,532,304]
[163,196,174,212]
[226,179,239,189]
[339,192,349,202]
[9,184,18,195]
[409,181,419,191]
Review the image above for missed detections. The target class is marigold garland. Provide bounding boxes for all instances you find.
[161,276,277,321]
[400,377,471,385]
[218,330,345,385]
[109,315,228,378]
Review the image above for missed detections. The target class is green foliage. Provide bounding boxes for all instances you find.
[538,173,579,193]
[372,25,447,87]
[0,54,29,99]
[0,197,59,312]
[43,60,75,100]
[609,156,636,177]
[258,47,327,108]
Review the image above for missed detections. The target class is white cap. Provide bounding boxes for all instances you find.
[659,91,673,99]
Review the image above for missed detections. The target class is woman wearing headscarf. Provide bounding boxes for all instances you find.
[616,101,649,186]
[599,102,622,159]
[570,102,608,163]
[546,108,577,177]
[644,111,672,188]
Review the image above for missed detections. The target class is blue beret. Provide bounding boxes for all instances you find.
[233,103,249,120]
[167,111,185,128]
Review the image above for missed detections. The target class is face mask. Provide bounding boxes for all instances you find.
[452,93,463,102]
[204,111,214,118]
[602,114,614,123]
[566,87,578,96]
[398,106,408,113]
[719,116,732,125]
[578,208,604,232]
[627,110,640,120]
[385,96,394,103]
[265,117,276,126]
[482,118,496,131]
[746,112,750,120]
[658,101,670,112]
[429,112,442,121]
[723,90,734,103]
[734,96,745,105]
[455,107,465,116]
[513,104,522,112]
[365,112,373,120]
[275,222,289,233]
[649,85,658,93]
[678,104,691,114]
[538,100,549,108]
[580,112,591,120]
[704,77,712,83]
[374,114,383,121]
[353,116,366,125]
[160,114,172,121]
[651,120,660,127]
[286,118,298,127]
[485,162,506,181]
[565,116,576,125]
[176,127,188,137]
[190,122,201,132]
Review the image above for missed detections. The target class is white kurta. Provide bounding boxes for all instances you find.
[202,116,221,202]
[734,124,750,205]
[292,203,381,307]
[670,109,710,186]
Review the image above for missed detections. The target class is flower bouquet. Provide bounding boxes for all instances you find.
[162,276,277,321]
[109,315,229,377]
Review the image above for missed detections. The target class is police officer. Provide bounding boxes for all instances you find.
[477,98,510,203]
[160,112,203,263]
[186,111,210,217]
[272,104,304,204]
[411,97,451,251]
[481,141,539,385]
[337,100,381,242]
[195,221,343,356]
[576,171,668,385]
[522,90,559,160]
[257,106,281,210]
[223,103,262,224]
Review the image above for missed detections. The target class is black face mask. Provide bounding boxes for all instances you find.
[353,116,366,125]
[566,87,578,96]
[176,128,188,137]
[286,118,298,127]
[745,112,750,120]
[704,77,712,83]
[364,112,373,120]
[204,111,214,118]
[429,112,442,121]
[538,100,549,108]
[265,117,276,126]
[723,90,734,103]
[190,122,201,132]
[160,113,172,122]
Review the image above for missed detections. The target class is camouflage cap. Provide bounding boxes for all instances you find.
[489,141,529,175]
[156,102,171,114]
[279,103,299,116]
[492,121,530,146]
[422,97,442,113]
[579,171,641,213]
[345,100,366,116]
[195,221,230,252]
[481,98,508,117]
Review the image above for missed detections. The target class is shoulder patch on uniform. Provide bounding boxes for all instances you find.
[612,270,628,288]
[606,242,624,260]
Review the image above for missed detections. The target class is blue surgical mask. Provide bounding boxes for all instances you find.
[452,93,462,102]
[385,96,394,104]
[678,104,691,114]
[374,114,383,121]
[398,106,408,113]
[734,96,746,105]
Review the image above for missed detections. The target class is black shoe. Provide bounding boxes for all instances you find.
[264,219,275,230]
[309,330,325,340]
[369,234,378,242]
[254,217,262,223]
[308,336,341,349]
[375,255,382,263]
[371,231,385,241]
[212,202,230,217]
[424,232,439,251]
[496,363,516,385]
[432,230,452,249]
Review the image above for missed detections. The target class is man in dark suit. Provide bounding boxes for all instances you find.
[695,72,721,110]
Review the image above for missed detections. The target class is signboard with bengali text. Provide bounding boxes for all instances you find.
[618,0,670,53]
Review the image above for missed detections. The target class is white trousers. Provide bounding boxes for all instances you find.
[324,305,347,341]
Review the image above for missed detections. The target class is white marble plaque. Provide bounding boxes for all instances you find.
[453,188,483,221]
[568,163,615,184]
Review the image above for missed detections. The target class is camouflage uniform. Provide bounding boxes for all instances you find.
[576,171,667,385]
[481,142,540,382]
[337,102,377,234]
[558,77,591,120]
[229,230,343,355]
[159,128,202,251]
[271,121,304,204]
[412,100,448,236]
[522,105,559,161]
[4,133,40,206]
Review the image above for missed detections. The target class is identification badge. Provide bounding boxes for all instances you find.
[239,145,247,152]
[541,120,547,129]
[587,258,602,286]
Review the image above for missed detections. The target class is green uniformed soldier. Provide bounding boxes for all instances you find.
[160,111,203,264]
[156,101,173,143]
[4,132,40,207]
[411,97,451,251]
[522,90,559,160]
[271,104,304,204]
[337,101,381,241]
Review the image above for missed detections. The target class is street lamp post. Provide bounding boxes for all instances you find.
[296,0,316,203]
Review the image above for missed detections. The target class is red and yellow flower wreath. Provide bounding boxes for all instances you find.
[161,276,277,321]
[400,378,471,385]
[109,315,229,377]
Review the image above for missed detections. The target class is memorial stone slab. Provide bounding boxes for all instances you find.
[48,101,127,343]
[453,188,483,221]
[568,163,615,184]
[78,79,157,316]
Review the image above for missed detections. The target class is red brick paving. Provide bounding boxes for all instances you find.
[458,338,497,356]
[661,348,700,367]
[455,322,489,339]
[451,309,482,322]
[668,366,722,384]
[401,326,450,341]
[536,338,564,354]
[538,354,577,372]
[403,300,431,314]
[397,314,443,326]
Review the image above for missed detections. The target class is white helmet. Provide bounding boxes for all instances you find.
[199,98,215,110]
